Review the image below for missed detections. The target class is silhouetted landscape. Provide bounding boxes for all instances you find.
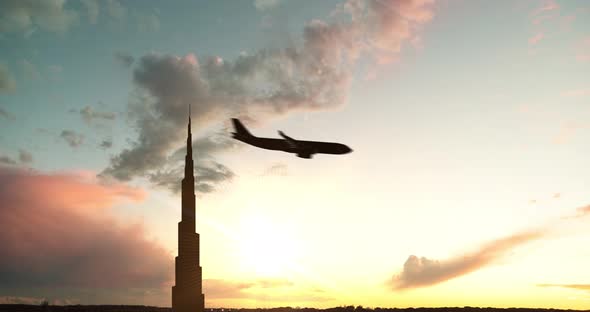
[1,306,588,312]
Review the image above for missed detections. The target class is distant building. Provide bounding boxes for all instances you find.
[172,110,205,312]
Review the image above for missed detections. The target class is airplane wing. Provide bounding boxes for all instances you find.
[278,131,298,149]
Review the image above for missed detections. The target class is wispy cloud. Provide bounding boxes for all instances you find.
[0,63,17,93]
[106,0,127,21]
[19,59,41,80]
[60,130,84,148]
[260,162,288,177]
[0,0,80,34]
[528,32,544,45]
[79,105,116,124]
[0,155,17,165]
[561,87,590,97]
[254,0,281,11]
[576,37,590,62]
[573,204,590,218]
[134,9,160,33]
[537,284,590,291]
[100,138,113,149]
[114,51,135,67]
[81,0,100,24]
[0,107,15,120]
[204,278,329,303]
[18,149,32,164]
[390,230,544,290]
[532,0,559,16]
[551,122,583,145]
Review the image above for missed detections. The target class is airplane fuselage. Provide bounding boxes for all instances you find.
[231,118,352,159]
[235,136,351,154]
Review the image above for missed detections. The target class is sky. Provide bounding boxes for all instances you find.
[1,0,590,309]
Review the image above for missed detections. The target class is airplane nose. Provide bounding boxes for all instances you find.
[346,146,353,153]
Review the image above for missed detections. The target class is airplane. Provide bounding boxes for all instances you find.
[231,118,353,159]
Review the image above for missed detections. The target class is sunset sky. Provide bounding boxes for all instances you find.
[1,0,590,309]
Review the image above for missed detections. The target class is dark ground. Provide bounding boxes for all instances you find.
[0,306,588,312]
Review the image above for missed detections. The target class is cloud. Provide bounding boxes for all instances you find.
[0,166,173,294]
[47,65,63,75]
[0,295,78,305]
[102,0,436,192]
[149,159,234,194]
[81,0,99,24]
[0,63,17,92]
[79,105,117,124]
[260,162,288,176]
[204,279,329,302]
[114,51,134,67]
[390,230,544,290]
[19,59,41,80]
[0,296,48,305]
[100,138,113,149]
[576,37,590,62]
[529,32,544,45]
[106,0,127,21]
[0,155,17,165]
[204,279,258,299]
[254,0,281,11]
[0,0,79,34]
[18,149,32,164]
[0,107,15,120]
[194,161,235,192]
[551,122,583,145]
[147,134,239,194]
[537,284,590,292]
[575,204,590,218]
[170,133,241,161]
[561,87,590,97]
[134,9,160,33]
[532,0,559,16]
[60,130,84,147]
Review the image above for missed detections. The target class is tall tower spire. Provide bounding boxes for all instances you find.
[185,104,193,175]
[172,103,205,312]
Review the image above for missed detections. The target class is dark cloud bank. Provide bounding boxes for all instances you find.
[0,166,172,304]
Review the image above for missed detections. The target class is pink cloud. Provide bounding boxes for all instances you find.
[532,0,559,16]
[532,14,554,25]
[364,0,435,60]
[529,32,544,45]
[561,88,590,97]
[184,53,198,66]
[576,37,590,62]
[576,204,590,217]
[0,166,172,293]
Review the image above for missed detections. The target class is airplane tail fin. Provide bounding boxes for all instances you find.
[231,118,253,138]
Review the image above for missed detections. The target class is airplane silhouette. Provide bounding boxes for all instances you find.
[231,118,353,159]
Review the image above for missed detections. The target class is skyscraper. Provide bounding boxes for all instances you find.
[172,109,205,312]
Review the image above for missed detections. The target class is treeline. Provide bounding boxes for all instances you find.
[0,305,587,312]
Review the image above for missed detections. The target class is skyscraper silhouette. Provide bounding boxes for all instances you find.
[172,108,205,312]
